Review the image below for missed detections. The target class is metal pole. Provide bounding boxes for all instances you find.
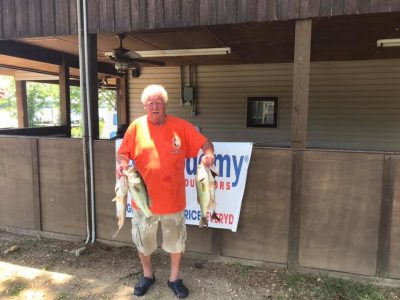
[82,0,96,244]
[77,0,91,245]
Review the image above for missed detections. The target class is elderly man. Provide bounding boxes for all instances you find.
[116,84,214,298]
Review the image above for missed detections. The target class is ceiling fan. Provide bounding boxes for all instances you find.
[105,33,165,73]
[105,33,232,73]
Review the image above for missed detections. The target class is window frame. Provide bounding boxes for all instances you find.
[246,96,278,128]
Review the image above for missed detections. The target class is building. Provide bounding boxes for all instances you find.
[0,0,400,280]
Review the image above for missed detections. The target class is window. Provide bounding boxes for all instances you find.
[27,82,61,127]
[247,97,278,128]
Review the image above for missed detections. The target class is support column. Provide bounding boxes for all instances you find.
[88,33,99,139]
[287,19,312,271]
[16,80,28,128]
[59,57,71,137]
[291,19,312,150]
[376,154,396,278]
[116,74,129,126]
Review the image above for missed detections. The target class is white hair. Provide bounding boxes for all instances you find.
[141,84,168,104]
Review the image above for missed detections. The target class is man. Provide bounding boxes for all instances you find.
[116,84,215,298]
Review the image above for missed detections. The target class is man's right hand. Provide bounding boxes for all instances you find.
[116,155,129,178]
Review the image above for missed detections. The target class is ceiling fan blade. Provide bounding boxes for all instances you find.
[120,51,142,60]
[130,58,165,66]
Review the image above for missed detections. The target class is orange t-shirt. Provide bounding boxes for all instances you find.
[117,115,207,214]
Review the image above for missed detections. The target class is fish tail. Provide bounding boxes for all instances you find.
[211,211,220,221]
[199,217,208,227]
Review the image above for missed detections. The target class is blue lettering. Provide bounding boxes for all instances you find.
[185,153,246,188]
[215,154,230,177]
[184,209,202,221]
[126,203,132,213]
[232,155,244,187]
[186,157,198,175]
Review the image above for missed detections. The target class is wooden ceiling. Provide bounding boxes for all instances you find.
[0,13,399,78]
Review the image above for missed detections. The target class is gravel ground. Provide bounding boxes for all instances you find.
[0,230,283,299]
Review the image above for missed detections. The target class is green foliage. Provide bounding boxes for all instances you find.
[0,77,117,134]
[71,124,83,138]
[279,271,393,300]
[26,82,60,126]
[99,88,117,110]
[6,279,27,297]
[0,75,17,117]
[70,86,81,115]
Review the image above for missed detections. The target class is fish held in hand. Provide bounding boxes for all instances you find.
[112,175,129,238]
[195,163,220,227]
[123,167,153,218]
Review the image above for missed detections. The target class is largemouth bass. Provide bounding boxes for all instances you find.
[123,167,153,218]
[195,162,220,227]
[112,175,129,238]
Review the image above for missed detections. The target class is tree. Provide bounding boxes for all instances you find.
[0,75,17,118]
[99,88,117,110]
[26,82,60,126]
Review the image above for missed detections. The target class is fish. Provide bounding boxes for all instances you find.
[123,166,153,218]
[112,175,129,238]
[195,162,220,227]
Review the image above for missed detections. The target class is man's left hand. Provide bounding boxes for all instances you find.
[201,154,214,167]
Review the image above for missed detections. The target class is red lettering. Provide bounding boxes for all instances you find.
[185,179,189,187]
[219,181,224,190]
[226,182,231,190]
[229,214,234,224]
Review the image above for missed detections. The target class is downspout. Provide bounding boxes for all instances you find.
[77,0,92,244]
[82,1,96,244]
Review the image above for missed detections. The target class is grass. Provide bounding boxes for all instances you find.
[233,262,254,278]
[7,281,27,297]
[279,271,397,300]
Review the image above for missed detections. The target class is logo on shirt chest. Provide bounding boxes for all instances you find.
[171,134,181,153]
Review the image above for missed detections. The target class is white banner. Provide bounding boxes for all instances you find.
[184,142,253,232]
[115,140,253,232]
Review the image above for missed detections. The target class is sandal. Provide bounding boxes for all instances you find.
[167,279,189,298]
[133,275,155,296]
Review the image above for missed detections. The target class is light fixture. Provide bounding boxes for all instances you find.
[114,61,130,73]
[135,47,231,57]
[377,38,400,47]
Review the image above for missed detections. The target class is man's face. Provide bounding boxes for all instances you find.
[144,93,166,125]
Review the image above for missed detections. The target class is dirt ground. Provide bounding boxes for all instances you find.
[0,230,284,300]
[3,230,400,300]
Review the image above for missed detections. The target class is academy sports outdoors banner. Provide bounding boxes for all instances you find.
[184,142,252,232]
[115,140,253,232]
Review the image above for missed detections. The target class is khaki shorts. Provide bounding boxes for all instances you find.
[131,210,187,256]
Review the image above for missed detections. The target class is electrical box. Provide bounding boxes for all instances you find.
[182,86,195,106]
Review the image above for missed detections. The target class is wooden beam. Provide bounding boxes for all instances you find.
[116,75,129,126]
[59,57,71,136]
[287,19,312,271]
[0,126,69,136]
[0,40,120,76]
[291,19,312,150]
[287,150,304,271]
[30,138,42,231]
[376,154,396,278]
[15,80,29,128]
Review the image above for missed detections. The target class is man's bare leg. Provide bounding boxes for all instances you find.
[139,252,153,277]
[169,252,182,281]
